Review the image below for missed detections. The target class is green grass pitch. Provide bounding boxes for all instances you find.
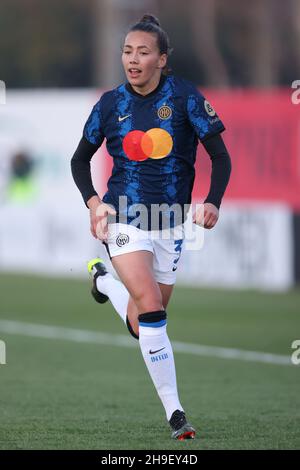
[0,272,300,450]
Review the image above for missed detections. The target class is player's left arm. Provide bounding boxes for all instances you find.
[193,133,231,229]
[185,85,231,229]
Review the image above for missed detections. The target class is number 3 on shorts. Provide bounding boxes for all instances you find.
[173,239,183,271]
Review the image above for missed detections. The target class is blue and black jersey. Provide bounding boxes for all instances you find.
[71,74,230,229]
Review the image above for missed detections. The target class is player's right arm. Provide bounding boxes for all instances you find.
[71,99,116,240]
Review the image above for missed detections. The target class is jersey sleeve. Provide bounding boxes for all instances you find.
[186,87,225,142]
[83,98,105,147]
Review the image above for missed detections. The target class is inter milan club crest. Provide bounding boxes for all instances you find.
[116,233,130,247]
[157,105,172,120]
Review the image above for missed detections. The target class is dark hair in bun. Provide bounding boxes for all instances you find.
[126,13,172,74]
[140,14,161,27]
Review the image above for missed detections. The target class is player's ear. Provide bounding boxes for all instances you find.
[157,53,167,70]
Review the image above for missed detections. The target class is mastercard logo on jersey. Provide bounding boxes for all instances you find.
[123,128,173,161]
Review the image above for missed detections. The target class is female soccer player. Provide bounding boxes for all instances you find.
[71,14,231,440]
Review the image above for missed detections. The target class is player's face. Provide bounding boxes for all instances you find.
[122,31,167,91]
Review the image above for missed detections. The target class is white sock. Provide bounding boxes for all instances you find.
[93,268,129,324]
[138,312,184,421]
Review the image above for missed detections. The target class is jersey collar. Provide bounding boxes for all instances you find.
[125,74,167,98]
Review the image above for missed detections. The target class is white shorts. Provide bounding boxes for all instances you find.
[103,223,185,285]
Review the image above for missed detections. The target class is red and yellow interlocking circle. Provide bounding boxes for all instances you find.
[123,128,173,161]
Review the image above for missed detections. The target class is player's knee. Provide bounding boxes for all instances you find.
[132,290,163,313]
[137,298,163,313]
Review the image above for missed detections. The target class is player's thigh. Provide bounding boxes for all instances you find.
[111,250,163,312]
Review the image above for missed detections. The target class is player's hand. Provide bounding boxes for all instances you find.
[192,203,219,229]
[87,196,116,241]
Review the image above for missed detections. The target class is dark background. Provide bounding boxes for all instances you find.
[1,0,299,89]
